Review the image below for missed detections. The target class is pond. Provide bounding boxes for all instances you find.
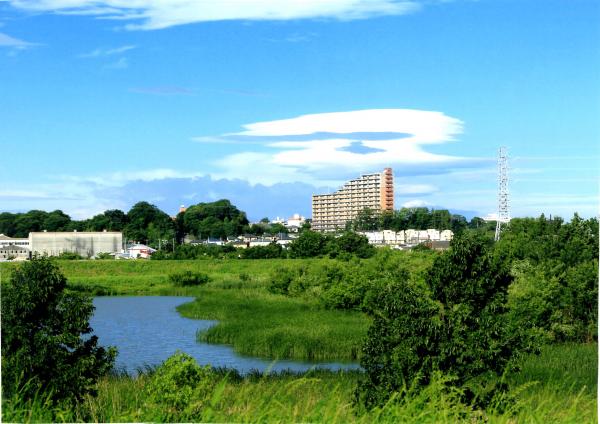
[90,296,361,374]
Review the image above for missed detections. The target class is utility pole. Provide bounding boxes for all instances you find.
[495,146,510,241]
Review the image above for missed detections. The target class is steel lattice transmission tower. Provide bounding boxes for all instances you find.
[495,146,510,241]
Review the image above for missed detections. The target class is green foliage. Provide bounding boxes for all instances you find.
[95,252,114,260]
[145,352,215,421]
[178,286,370,361]
[1,258,115,406]
[125,201,175,245]
[182,199,249,239]
[509,259,598,342]
[242,242,285,259]
[329,231,375,259]
[268,249,430,313]
[498,213,598,342]
[4,344,595,423]
[169,270,211,287]
[268,267,298,295]
[352,207,466,232]
[56,251,84,260]
[357,234,537,409]
[289,230,331,258]
[86,209,128,232]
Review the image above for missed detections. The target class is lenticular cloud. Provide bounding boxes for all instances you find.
[212,108,478,186]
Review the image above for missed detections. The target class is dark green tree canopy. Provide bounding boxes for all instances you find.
[182,199,249,239]
[1,258,115,405]
[125,201,175,244]
[86,209,128,232]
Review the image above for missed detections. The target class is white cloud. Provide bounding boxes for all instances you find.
[235,109,462,142]
[8,0,421,30]
[402,199,431,208]
[0,32,38,49]
[104,56,128,69]
[79,44,136,58]
[212,109,471,185]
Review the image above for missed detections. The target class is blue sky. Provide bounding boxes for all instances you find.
[1,0,598,221]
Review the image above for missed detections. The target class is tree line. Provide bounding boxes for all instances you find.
[1,202,494,246]
[350,207,492,233]
[0,200,250,246]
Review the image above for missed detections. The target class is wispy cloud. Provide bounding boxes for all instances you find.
[0,32,39,49]
[79,44,136,58]
[104,57,128,69]
[129,86,194,96]
[8,0,422,30]
[264,32,318,43]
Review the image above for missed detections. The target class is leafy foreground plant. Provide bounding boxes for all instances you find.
[357,234,539,410]
[1,257,115,409]
[144,351,217,421]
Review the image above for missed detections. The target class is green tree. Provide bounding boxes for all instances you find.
[14,210,49,237]
[42,210,71,231]
[353,208,379,231]
[1,258,115,405]
[0,212,17,236]
[183,199,249,239]
[86,209,128,231]
[125,201,175,244]
[357,234,535,409]
[289,230,331,258]
[330,231,375,259]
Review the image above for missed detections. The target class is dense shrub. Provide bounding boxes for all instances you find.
[357,234,537,409]
[328,231,375,259]
[242,242,284,259]
[508,259,598,342]
[1,258,115,406]
[497,213,598,342]
[289,231,331,258]
[268,267,298,295]
[145,352,216,421]
[169,270,211,287]
[55,251,84,260]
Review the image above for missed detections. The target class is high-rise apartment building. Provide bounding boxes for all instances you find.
[312,168,394,232]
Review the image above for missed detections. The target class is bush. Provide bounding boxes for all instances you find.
[242,242,284,259]
[1,258,115,406]
[55,251,84,260]
[330,231,375,259]
[145,351,216,421]
[268,267,297,295]
[357,234,537,409]
[289,231,331,258]
[169,270,211,287]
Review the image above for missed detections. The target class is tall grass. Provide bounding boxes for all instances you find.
[6,344,595,423]
[178,287,370,361]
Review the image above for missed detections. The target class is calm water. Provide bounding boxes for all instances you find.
[90,296,361,374]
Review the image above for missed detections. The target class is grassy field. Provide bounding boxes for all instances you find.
[4,343,596,423]
[2,256,597,422]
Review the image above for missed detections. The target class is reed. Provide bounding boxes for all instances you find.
[6,344,594,423]
[177,286,370,361]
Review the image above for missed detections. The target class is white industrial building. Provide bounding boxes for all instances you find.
[0,234,30,250]
[360,229,453,248]
[29,231,123,258]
